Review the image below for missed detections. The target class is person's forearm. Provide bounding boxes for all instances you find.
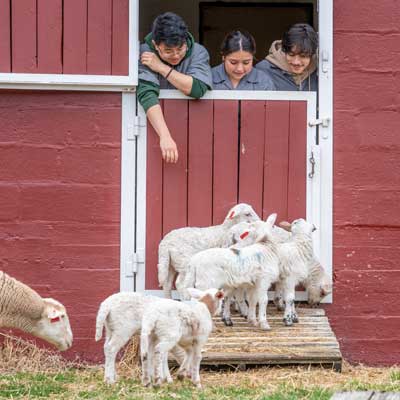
[146,104,172,139]
[158,63,193,96]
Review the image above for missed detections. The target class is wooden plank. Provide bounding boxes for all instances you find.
[87,0,112,74]
[330,393,374,400]
[187,100,213,227]
[0,0,11,72]
[145,101,164,290]
[111,0,129,75]
[263,101,290,221]
[213,100,239,224]
[287,101,307,221]
[162,100,188,235]
[63,0,88,74]
[37,0,62,73]
[12,0,37,73]
[239,100,266,217]
[372,394,400,400]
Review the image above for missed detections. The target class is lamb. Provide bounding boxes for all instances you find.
[95,292,185,384]
[183,214,280,330]
[0,271,73,351]
[158,203,260,298]
[140,288,224,389]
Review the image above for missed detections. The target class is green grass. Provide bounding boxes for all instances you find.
[0,366,399,399]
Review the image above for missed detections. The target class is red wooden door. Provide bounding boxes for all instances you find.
[145,99,307,290]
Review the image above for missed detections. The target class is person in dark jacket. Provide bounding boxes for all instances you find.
[256,23,318,91]
[212,30,275,90]
[138,12,212,163]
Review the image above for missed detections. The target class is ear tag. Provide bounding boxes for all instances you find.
[50,317,60,323]
[240,231,249,240]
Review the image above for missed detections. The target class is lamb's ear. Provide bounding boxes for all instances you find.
[279,221,292,232]
[186,288,204,300]
[265,213,277,227]
[230,246,241,254]
[255,232,268,243]
[312,224,317,232]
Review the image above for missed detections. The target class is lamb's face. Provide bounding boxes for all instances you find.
[307,282,332,306]
[225,203,260,225]
[34,299,73,351]
[290,219,316,235]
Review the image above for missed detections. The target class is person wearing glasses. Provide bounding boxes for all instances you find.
[256,23,318,91]
[138,12,213,163]
[212,30,275,91]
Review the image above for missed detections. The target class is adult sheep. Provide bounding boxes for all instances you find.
[0,271,73,351]
[158,203,260,298]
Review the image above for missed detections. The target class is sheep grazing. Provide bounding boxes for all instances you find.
[140,288,224,389]
[157,203,260,299]
[183,214,280,330]
[95,292,185,384]
[0,271,73,351]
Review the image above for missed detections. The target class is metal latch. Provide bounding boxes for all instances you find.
[308,151,316,179]
[127,116,146,140]
[308,117,330,128]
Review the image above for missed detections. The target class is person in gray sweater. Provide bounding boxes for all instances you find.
[212,30,275,91]
[256,23,318,91]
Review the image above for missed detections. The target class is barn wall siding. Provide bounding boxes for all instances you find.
[328,0,400,365]
[0,92,122,362]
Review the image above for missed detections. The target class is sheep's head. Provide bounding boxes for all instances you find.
[280,218,316,236]
[254,213,277,244]
[187,288,224,316]
[306,267,332,306]
[224,203,260,226]
[33,298,73,351]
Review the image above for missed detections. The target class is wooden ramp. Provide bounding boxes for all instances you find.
[201,306,342,371]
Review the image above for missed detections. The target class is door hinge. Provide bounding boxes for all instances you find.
[127,116,146,140]
[126,249,145,277]
[308,117,330,128]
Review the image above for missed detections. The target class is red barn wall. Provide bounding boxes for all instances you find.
[327,0,400,365]
[0,91,121,362]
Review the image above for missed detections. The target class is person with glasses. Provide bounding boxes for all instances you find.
[212,30,275,91]
[138,12,213,163]
[256,23,318,91]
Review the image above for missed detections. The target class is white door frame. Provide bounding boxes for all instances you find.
[130,89,333,302]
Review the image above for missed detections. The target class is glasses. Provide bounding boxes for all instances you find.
[155,43,188,58]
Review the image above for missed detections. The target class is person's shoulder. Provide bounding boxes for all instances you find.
[254,68,276,90]
[140,42,152,53]
[192,42,210,56]
[255,59,274,71]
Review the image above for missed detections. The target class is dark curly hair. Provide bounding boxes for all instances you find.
[151,12,188,47]
[282,23,318,56]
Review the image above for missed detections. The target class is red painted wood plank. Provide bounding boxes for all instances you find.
[0,0,11,72]
[162,100,188,235]
[145,101,164,290]
[187,100,213,227]
[37,0,62,73]
[213,100,239,225]
[63,0,87,74]
[263,101,290,222]
[12,0,37,72]
[239,100,265,218]
[87,0,112,74]
[111,0,129,75]
[287,101,307,221]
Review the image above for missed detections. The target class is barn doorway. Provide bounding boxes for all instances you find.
[139,0,317,67]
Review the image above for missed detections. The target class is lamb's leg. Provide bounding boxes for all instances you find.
[190,343,203,389]
[104,327,136,384]
[282,279,297,326]
[153,338,177,387]
[163,267,176,299]
[221,295,233,326]
[273,280,285,311]
[256,279,271,331]
[236,288,249,318]
[247,288,258,327]
[177,348,192,380]
[140,332,152,387]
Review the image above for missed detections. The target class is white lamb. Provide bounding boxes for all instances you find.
[183,214,280,330]
[0,271,73,351]
[140,288,224,389]
[95,292,185,384]
[158,203,260,298]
